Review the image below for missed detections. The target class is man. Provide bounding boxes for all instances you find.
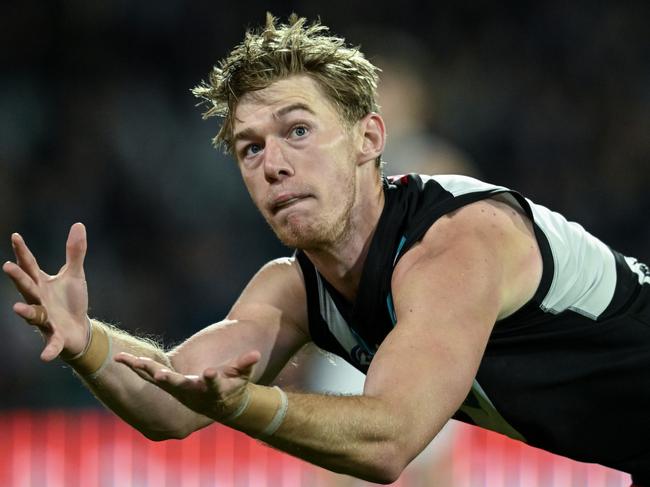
[4,14,649,485]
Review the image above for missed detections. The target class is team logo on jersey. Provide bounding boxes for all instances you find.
[351,345,374,366]
[625,256,650,285]
[640,263,650,279]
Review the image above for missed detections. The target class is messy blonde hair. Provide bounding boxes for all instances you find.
[192,13,381,159]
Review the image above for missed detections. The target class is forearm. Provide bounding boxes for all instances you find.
[226,385,408,484]
[70,319,210,440]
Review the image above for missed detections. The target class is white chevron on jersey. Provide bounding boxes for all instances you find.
[428,174,618,320]
[316,272,360,353]
[526,200,616,318]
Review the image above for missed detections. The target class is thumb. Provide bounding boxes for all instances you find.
[65,223,87,277]
[40,333,65,362]
[220,350,261,380]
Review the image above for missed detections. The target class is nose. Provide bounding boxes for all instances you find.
[262,138,294,183]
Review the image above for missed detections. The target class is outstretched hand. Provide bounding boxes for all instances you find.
[3,223,90,361]
[115,350,262,420]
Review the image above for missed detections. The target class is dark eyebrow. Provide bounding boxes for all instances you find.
[233,102,316,144]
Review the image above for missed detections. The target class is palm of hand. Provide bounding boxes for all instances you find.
[40,267,89,355]
[3,223,90,360]
[115,350,261,420]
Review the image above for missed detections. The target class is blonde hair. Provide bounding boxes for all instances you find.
[192,13,381,158]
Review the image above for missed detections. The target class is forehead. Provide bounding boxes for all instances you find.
[234,75,340,126]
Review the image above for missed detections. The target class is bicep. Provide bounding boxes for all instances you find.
[363,230,504,459]
[169,257,310,385]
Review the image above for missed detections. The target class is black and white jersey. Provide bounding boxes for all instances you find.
[296,174,650,477]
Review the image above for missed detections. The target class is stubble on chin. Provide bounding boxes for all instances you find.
[269,199,355,251]
[265,162,358,250]
[269,215,330,250]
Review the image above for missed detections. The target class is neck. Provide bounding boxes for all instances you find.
[304,178,385,302]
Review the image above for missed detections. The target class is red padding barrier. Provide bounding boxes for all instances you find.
[0,410,631,486]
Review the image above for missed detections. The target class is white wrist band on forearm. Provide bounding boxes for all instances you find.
[65,320,112,376]
[87,332,112,380]
[224,389,252,422]
[66,318,93,360]
[262,386,288,436]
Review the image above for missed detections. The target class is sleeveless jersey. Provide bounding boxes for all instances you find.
[295,174,650,477]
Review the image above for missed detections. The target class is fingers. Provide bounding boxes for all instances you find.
[237,350,262,369]
[115,351,261,407]
[114,353,157,383]
[115,353,194,390]
[41,333,65,362]
[113,351,139,367]
[3,261,41,304]
[65,223,87,278]
[114,353,157,380]
[13,302,47,326]
[203,367,219,381]
[220,350,261,379]
[11,302,62,361]
[30,305,48,326]
[11,233,41,283]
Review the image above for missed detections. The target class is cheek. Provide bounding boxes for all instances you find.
[241,173,265,207]
[313,139,355,175]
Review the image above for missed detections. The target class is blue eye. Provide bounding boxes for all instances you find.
[292,125,308,137]
[245,144,262,157]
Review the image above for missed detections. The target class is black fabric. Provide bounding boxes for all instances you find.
[295,174,650,475]
[633,472,650,486]
[600,250,646,320]
[296,250,351,361]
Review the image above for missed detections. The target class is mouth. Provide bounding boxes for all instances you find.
[270,194,312,215]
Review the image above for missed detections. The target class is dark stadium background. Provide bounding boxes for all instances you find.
[0,2,648,486]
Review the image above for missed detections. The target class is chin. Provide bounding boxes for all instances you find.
[272,219,327,250]
[276,227,322,250]
[266,201,353,250]
[278,218,351,251]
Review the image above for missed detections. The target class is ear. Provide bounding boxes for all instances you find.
[355,112,386,166]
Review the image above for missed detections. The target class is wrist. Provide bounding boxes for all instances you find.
[222,384,288,437]
[59,317,93,361]
[62,319,112,376]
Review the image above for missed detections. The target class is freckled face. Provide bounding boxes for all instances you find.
[233,75,358,250]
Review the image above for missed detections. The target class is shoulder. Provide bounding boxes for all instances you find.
[228,256,308,334]
[237,256,305,295]
[256,256,305,282]
[396,198,526,269]
[392,198,542,320]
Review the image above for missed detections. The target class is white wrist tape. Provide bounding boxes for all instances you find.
[262,386,288,436]
[87,332,112,380]
[65,320,112,377]
[67,318,93,360]
[224,389,251,422]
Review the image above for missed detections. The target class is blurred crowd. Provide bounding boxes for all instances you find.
[1,1,648,409]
